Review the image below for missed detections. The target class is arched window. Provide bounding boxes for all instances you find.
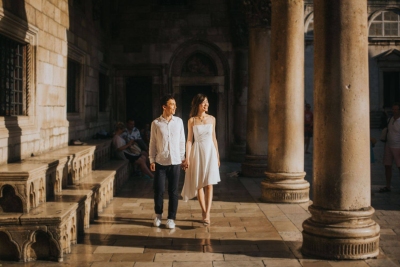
[369,11,400,37]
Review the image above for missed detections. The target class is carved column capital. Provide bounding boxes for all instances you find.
[243,0,271,28]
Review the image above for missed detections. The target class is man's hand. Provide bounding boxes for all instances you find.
[181,159,189,171]
[150,163,156,172]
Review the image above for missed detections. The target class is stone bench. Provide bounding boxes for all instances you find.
[85,139,113,169]
[67,170,115,214]
[54,188,93,234]
[97,159,129,194]
[24,154,71,199]
[0,163,48,213]
[0,202,78,262]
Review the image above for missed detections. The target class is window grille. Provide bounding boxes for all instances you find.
[67,59,80,113]
[0,35,26,116]
[369,11,400,37]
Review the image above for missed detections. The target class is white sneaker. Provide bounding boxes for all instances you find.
[166,219,175,229]
[153,214,162,227]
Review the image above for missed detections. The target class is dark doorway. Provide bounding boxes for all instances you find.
[383,71,400,107]
[181,85,217,135]
[126,77,153,130]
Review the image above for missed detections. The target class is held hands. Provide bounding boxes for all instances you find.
[181,159,189,171]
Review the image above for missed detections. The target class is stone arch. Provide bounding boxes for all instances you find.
[70,216,76,245]
[0,231,20,261]
[169,40,230,159]
[304,11,314,37]
[0,184,23,212]
[39,178,44,203]
[26,230,60,261]
[29,182,35,210]
[169,40,228,77]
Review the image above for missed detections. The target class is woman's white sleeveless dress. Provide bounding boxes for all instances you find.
[181,124,220,201]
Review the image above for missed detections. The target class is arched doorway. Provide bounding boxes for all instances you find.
[169,41,230,159]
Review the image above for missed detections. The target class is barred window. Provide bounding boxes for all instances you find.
[0,34,27,116]
[369,11,400,37]
[67,59,81,113]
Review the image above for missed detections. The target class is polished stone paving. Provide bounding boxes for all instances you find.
[1,130,400,266]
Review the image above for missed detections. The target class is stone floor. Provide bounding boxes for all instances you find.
[1,129,400,267]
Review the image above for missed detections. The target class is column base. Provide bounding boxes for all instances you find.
[302,205,380,260]
[261,172,309,203]
[241,155,268,177]
[229,143,246,162]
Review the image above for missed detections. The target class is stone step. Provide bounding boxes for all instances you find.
[0,162,48,213]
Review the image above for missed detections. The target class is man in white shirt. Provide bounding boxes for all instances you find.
[381,103,400,193]
[149,95,186,229]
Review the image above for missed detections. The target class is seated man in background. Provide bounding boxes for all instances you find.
[122,118,149,157]
[113,122,153,179]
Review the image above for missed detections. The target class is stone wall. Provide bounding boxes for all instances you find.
[0,0,112,164]
[109,0,235,158]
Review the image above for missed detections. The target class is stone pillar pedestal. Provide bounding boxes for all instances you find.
[241,27,270,177]
[301,0,380,259]
[261,0,309,202]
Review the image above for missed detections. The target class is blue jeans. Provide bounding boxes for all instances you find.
[153,163,181,220]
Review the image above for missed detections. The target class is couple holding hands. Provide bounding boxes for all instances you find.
[149,94,220,229]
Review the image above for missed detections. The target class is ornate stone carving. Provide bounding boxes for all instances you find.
[243,0,272,28]
[302,206,380,259]
[181,53,217,76]
[262,172,309,203]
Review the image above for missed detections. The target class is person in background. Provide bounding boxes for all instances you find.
[380,103,400,193]
[304,103,314,154]
[113,122,154,179]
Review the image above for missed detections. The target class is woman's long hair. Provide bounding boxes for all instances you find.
[189,94,208,118]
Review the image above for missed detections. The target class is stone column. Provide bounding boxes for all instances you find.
[230,48,248,162]
[261,0,309,203]
[301,0,380,259]
[241,0,271,177]
[228,1,249,162]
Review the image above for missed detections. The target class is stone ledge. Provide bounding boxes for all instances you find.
[0,163,48,213]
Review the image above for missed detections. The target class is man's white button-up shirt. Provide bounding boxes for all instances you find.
[149,115,185,165]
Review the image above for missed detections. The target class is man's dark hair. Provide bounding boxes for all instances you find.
[161,94,175,107]
[127,118,135,123]
[393,102,400,108]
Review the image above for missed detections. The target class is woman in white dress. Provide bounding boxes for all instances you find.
[181,94,220,225]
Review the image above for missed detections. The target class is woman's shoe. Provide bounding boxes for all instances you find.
[203,219,210,226]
